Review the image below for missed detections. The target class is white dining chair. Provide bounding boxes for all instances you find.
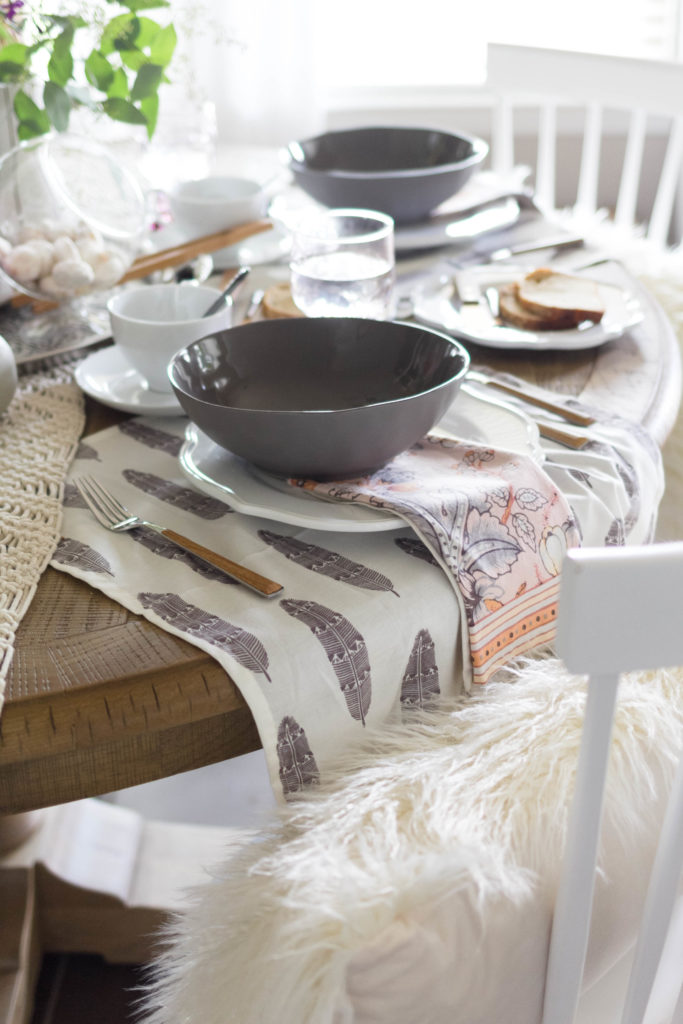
[485,43,683,247]
[546,542,683,1024]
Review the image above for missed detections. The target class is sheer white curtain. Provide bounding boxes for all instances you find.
[185,0,325,147]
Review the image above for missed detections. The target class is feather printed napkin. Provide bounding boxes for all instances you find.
[290,435,581,685]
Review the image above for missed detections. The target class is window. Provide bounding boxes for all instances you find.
[315,0,681,99]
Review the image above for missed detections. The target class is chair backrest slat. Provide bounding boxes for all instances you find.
[575,102,603,216]
[648,115,683,247]
[546,543,683,1024]
[491,95,514,178]
[541,671,621,1024]
[536,102,557,210]
[620,752,683,1024]
[615,108,647,231]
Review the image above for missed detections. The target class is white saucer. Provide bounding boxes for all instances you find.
[178,389,543,533]
[75,346,185,417]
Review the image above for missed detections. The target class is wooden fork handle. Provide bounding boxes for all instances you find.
[536,422,591,449]
[470,376,596,427]
[160,528,283,598]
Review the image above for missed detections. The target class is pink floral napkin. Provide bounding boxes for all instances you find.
[290,435,581,685]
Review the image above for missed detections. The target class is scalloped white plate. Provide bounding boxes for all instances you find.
[178,388,543,532]
[413,267,643,350]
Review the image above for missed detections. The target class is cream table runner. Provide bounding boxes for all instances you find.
[0,363,84,712]
[50,396,662,798]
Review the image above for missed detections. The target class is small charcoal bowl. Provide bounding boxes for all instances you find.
[168,317,470,480]
[285,125,489,223]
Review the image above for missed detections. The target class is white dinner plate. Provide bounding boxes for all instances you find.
[412,267,644,351]
[75,346,185,417]
[178,388,543,533]
[270,171,532,254]
[394,197,523,252]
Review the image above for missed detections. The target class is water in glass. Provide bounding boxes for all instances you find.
[291,250,394,318]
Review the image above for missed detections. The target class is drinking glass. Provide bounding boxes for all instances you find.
[289,208,395,318]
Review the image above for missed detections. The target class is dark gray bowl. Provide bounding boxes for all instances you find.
[285,125,488,223]
[168,317,470,480]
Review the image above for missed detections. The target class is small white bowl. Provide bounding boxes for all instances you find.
[169,176,269,238]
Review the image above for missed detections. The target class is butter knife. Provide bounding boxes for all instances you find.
[480,234,585,264]
[452,234,585,268]
[452,268,482,305]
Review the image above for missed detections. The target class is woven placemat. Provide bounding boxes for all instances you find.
[0,361,85,711]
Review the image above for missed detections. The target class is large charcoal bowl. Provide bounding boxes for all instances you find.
[168,317,470,480]
[285,125,488,223]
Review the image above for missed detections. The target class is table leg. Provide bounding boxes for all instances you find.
[0,800,248,1023]
[0,864,40,1024]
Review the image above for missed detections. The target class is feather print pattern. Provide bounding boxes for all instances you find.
[52,537,113,576]
[280,599,371,724]
[400,628,440,708]
[276,715,320,795]
[130,527,239,583]
[258,529,398,595]
[138,592,271,681]
[394,536,439,566]
[118,421,183,457]
[122,469,232,517]
[74,441,100,461]
[63,482,87,508]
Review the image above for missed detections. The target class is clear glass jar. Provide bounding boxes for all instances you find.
[0,133,146,302]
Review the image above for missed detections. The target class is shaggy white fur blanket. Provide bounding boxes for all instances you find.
[143,660,683,1024]
[143,230,683,1024]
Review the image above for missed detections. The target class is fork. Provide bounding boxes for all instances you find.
[74,475,284,598]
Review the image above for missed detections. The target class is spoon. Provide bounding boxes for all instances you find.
[203,266,251,317]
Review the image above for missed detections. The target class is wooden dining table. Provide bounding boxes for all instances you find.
[0,250,680,1024]
[1,273,680,818]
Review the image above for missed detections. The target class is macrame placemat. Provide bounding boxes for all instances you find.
[0,362,85,711]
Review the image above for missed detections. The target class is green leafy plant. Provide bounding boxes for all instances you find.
[0,0,176,140]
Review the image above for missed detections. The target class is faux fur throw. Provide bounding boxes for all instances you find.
[143,658,683,1024]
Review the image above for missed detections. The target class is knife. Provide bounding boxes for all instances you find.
[451,270,502,321]
[243,287,265,322]
[471,234,585,264]
[451,268,482,306]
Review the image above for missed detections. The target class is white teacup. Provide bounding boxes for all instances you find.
[107,283,232,393]
[169,176,269,238]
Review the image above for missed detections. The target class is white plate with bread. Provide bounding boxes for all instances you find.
[412,264,644,350]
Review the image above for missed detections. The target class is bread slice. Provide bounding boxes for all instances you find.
[497,282,577,331]
[516,268,605,324]
[262,282,305,319]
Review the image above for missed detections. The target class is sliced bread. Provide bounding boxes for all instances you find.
[516,267,605,324]
[262,282,305,319]
[497,282,577,331]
